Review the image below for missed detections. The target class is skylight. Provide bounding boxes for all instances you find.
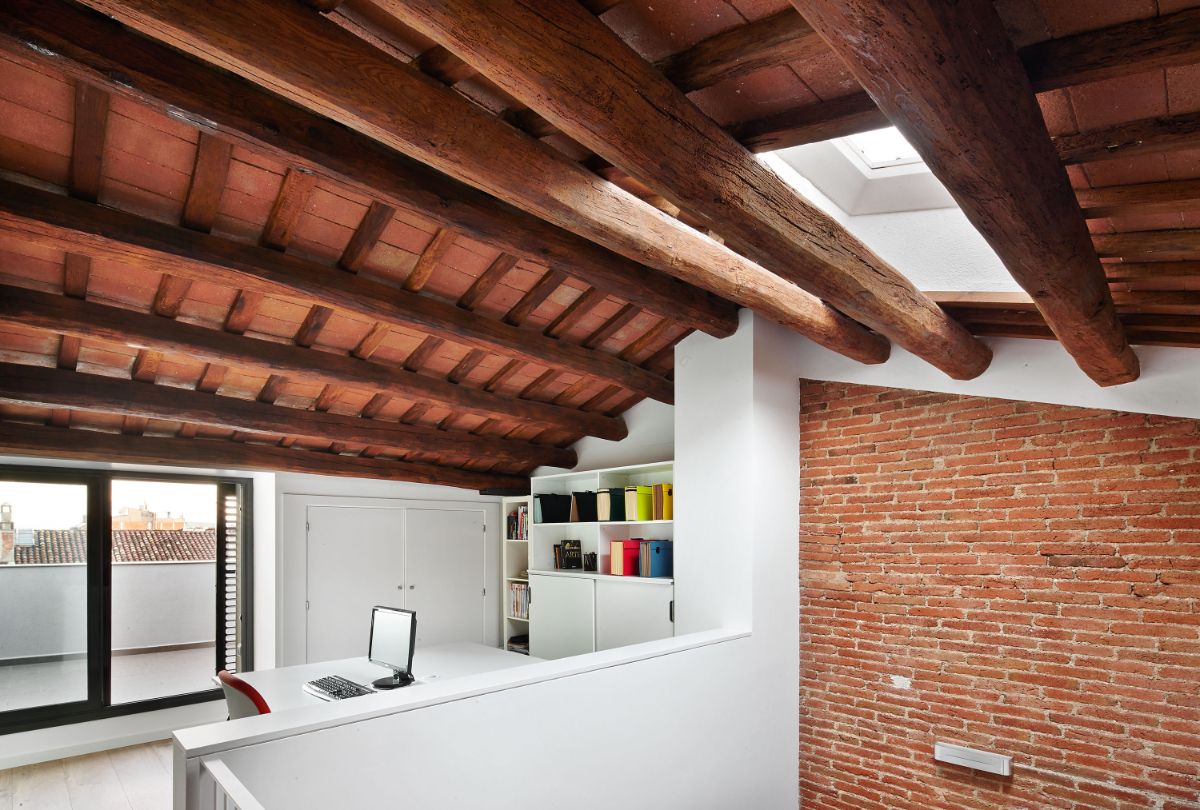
[842,127,923,170]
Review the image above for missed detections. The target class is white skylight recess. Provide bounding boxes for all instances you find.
[842,127,922,170]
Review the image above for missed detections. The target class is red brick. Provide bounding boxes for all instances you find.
[800,381,1200,810]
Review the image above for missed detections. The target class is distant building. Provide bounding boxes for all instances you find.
[112,503,187,531]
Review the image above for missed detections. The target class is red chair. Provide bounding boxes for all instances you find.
[217,670,271,719]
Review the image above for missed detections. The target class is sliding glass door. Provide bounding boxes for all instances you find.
[0,466,251,735]
[0,471,102,728]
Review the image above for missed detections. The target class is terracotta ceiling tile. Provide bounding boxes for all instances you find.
[1081,154,1169,187]
[107,95,196,145]
[787,53,861,103]
[0,245,63,291]
[602,0,747,61]
[1106,212,1187,232]
[1037,88,1079,136]
[690,64,820,127]
[1157,0,1200,12]
[993,0,1052,47]
[0,97,72,164]
[729,0,792,19]
[1164,148,1200,180]
[1166,64,1200,115]
[1067,71,1168,131]
[0,54,73,124]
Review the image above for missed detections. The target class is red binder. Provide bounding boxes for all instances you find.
[620,540,642,577]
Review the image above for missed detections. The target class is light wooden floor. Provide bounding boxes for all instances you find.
[0,741,172,810]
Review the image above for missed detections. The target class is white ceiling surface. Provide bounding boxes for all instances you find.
[764,146,1022,293]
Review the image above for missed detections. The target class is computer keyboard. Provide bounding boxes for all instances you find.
[303,675,373,701]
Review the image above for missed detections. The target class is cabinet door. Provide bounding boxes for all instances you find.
[529,574,594,660]
[404,508,487,647]
[594,580,674,651]
[306,505,405,663]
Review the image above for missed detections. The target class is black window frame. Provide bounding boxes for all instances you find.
[0,464,253,736]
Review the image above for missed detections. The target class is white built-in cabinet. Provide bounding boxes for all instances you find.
[518,461,675,661]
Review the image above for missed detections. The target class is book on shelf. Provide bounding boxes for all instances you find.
[597,489,612,521]
[506,503,529,541]
[508,581,530,620]
[624,485,654,521]
[506,633,529,655]
[554,539,583,570]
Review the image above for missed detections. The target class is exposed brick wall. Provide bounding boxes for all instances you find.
[799,381,1200,810]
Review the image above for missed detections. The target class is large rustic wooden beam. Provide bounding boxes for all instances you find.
[0,362,575,469]
[0,285,628,442]
[384,0,987,379]
[736,6,1200,153]
[0,419,527,491]
[0,179,673,404]
[0,0,735,340]
[796,0,1137,386]
[58,0,889,367]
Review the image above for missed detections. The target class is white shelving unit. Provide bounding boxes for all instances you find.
[527,461,675,660]
[501,494,532,654]
[527,460,674,576]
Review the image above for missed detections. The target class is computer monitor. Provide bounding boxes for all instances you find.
[368,606,416,689]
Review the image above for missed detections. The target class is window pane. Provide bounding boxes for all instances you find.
[110,479,217,704]
[0,481,90,712]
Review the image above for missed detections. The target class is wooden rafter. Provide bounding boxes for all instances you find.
[338,200,394,273]
[1055,111,1200,166]
[734,6,1200,153]
[0,285,629,441]
[0,363,576,469]
[796,0,1137,386]
[62,0,890,367]
[0,179,674,404]
[0,420,527,491]
[384,0,990,376]
[1078,179,1200,220]
[0,0,737,340]
[68,82,109,202]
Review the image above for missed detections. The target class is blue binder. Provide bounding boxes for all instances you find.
[641,540,673,578]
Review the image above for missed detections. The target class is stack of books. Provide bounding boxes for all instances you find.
[506,634,529,655]
[508,581,530,619]
[506,504,529,541]
[617,484,673,521]
[609,539,673,577]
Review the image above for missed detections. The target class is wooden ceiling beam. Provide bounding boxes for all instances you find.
[338,201,394,273]
[0,362,576,469]
[181,132,231,232]
[0,179,672,404]
[797,0,1137,386]
[1078,179,1200,219]
[656,10,819,94]
[387,0,987,378]
[735,6,1200,153]
[69,82,109,202]
[457,253,517,312]
[1104,262,1200,282]
[931,289,1200,315]
[1093,229,1200,262]
[0,419,527,491]
[0,284,628,441]
[403,227,458,292]
[61,0,890,367]
[1055,111,1200,165]
[0,0,736,340]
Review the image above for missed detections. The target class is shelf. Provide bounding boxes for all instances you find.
[506,577,529,582]
[532,520,672,528]
[505,538,529,543]
[506,615,529,622]
[528,569,674,585]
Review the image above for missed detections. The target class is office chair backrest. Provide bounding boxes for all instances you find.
[218,670,271,719]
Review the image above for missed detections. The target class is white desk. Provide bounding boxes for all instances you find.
[237,643,540,713]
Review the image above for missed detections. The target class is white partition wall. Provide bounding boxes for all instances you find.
[176,310,802,810]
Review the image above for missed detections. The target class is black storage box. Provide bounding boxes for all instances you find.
[534,493,572,523]
[606,487,626,521]
[572,491,599,522]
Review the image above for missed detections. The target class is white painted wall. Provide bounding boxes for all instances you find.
[535,397,674,476]
[0,456,274,769]
[790,336,1200,420]
[0,563,213,659]
[198,310,803,809]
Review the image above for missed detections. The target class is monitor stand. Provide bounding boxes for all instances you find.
[372,669,415,690]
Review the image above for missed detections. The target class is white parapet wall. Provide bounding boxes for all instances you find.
[174,309,803,810]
